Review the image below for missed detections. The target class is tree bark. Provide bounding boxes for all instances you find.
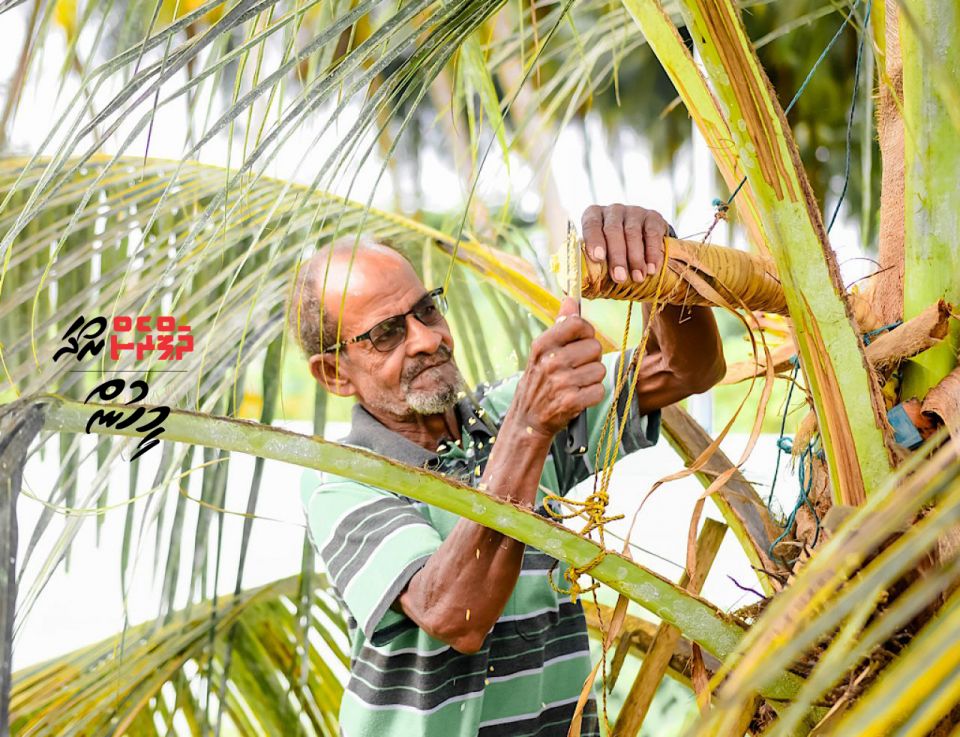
[869,0,905,324]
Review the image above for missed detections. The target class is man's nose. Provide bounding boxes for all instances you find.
[403,313,443,355]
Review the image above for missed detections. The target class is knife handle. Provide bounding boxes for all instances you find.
[565,411,588,456]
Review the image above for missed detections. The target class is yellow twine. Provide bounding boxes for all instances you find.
[542,240,672,733]
[543,239,672,601]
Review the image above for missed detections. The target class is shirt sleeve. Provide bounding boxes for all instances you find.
[301,471,443,646]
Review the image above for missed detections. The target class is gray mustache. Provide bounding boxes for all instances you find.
[401,344,453,385]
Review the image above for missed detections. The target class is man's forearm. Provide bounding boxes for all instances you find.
[633,303,725,413]
[649,303,723,377]
[395,412,553,653]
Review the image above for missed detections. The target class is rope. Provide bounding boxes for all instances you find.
[724,0,865,210]
[862,320,902,345]
[767,363,800,508]
[766,318,900,562]
[541,241,672,731]
[827,0,873,233]
[766,360,823,562]
[769,438,822,559]
[543,240,671,597]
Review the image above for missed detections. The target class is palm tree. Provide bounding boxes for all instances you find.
[1,0,959,735]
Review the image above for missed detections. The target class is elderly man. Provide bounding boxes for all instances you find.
[291,205,725,737]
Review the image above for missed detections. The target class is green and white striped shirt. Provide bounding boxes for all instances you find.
[301,350,660,737]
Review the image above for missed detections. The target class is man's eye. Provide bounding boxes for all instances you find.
[374,320,404,340]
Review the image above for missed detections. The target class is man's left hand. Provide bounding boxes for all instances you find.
[581,204,670,284]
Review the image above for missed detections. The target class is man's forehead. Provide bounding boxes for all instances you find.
[314,246,425,323]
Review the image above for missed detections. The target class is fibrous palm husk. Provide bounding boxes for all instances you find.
[724,300,952,387]
[922,364,960,439]
[866,300,953,373]
[791,301,954,454]
[581,238,787,315]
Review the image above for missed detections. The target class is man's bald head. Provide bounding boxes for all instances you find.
[289,234,463,422]
[288,235,415,357]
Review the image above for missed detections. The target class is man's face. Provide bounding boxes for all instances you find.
[313,248,465,421]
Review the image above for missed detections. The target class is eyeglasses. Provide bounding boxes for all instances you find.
[324,287,448,354]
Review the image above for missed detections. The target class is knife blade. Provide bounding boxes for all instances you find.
[562,220,588,456]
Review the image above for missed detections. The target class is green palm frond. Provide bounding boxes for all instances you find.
[6,0,957,734]
[21,392,802,703]
[1,154,779,629]
[10,572,348,736]
[0,154,544,642]
[688,432,960,735]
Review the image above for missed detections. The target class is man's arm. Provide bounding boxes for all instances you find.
[581,204,726,413]
[395,298,605,654]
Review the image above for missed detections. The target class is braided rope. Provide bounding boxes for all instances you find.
[542,243,674,732]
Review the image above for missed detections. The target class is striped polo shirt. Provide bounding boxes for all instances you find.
[301,349,660,737]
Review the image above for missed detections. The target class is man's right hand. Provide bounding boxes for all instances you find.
[511,298,606,440]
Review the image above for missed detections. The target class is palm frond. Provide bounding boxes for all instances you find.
[1,154,780,629]
[26,392,805,701]
[688,432,960,735]
[663,0,895,504]
[10,572,348,736]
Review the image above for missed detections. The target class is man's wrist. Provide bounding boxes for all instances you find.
[481,412,553,506]
[498,410,555,448]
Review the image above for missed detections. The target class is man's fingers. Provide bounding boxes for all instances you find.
[543,318,595,356]
[624,208,649,282]
[582,205,605,262]
[569,361,606,387]
[643,214,668,276]
[556,296,579,321]
[583,204,671,282]
[561,337,603,368]
[602,204,628,283]
[576,383,606,410]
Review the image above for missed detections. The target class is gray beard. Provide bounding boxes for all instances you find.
[405,370,465,415]
[365,345,466,417]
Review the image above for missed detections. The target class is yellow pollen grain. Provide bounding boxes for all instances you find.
[465,609,471,621]
[476,548,480,559]
[526,426,533,435]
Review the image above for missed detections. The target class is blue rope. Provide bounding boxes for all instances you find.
[862,319,902,345]
[766,359,829,561]
[724,0,865,209]
[769,440,822,558]
[828,0,873,233]
[765,318,892,559]
[767,362,800,507]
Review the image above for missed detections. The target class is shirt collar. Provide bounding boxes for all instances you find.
[340,389,498,470]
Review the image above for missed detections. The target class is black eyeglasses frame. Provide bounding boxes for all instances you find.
[322,287,448,354]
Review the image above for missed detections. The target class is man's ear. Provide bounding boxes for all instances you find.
[308,351,357,397]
